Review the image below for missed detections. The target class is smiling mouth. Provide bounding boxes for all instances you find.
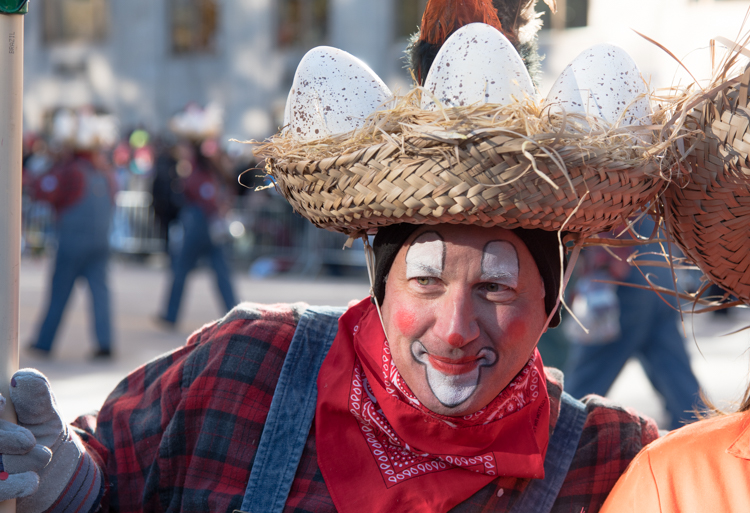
[412,343,498,376]
[427,355,483,375]
[410,342,499,409]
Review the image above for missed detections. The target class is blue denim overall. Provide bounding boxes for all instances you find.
[34,162,113,352]
[238,306,587,513]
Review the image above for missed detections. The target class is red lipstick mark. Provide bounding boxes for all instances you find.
[428,354,481,375]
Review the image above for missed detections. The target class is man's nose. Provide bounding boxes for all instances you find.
[433,289,480,348]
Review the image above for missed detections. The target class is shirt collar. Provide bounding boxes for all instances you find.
[726,412,750,460]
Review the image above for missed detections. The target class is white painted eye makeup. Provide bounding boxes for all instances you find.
[405,232,445,279]
[481,241,519,288]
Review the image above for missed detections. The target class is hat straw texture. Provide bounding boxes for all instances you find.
[663,65,750,303]
[258,93,663,239]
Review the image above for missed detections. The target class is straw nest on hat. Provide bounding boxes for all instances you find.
[254,0,672,243]
[658,35,750,305]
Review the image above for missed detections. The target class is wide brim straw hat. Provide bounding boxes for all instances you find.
[256,94,664,242]
[254,1,675,271]
[660,37,750,305]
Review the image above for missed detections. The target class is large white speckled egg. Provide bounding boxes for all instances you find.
[287,46,392,142]
[545,44,652,127]
[421,23,536,110]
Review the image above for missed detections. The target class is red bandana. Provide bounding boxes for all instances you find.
[316,299,550,512]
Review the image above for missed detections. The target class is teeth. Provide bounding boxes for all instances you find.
[545,43,652,129]
[285,46,392,142]
[421,23,537,111]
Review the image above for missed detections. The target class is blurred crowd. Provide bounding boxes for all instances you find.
[18,105,285,358]
[19,106,293,261]
[21,124,256,222]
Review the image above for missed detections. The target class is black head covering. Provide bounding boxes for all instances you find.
[372,223,566,328]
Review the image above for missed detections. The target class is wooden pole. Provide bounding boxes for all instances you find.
[0,1,26,510]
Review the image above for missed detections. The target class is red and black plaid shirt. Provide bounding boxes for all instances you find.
[73,302,659,513]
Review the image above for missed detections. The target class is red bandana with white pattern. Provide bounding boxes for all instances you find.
[316,299,550,513]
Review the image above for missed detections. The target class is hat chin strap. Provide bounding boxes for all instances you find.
[535,236,582,346]
[362,235,391,340]
[362,233,584,352]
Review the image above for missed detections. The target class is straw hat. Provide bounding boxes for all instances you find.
[661,55,750,304]
[256,21,664,241]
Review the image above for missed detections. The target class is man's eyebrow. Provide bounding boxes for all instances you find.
[406,262,442,277]
[480,271,516,281]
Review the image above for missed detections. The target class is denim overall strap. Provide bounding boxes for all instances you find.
[508,391,587,513]
[237,305,346,513]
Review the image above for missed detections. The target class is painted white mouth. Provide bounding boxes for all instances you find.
[411,342,498,408]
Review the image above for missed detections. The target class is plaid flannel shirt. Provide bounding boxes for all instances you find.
[73,302,659,513]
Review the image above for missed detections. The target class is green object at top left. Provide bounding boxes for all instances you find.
[0,0,28,14]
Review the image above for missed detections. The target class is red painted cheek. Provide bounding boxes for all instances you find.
[504,316,529,342]
[394,308,418,335]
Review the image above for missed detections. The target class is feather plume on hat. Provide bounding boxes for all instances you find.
[406,0,556,86]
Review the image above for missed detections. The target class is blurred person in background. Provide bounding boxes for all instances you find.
[151,137,185,266]
[562,216,704,430]
[28,108,118,359]
[22,133,54,186]
[156,130,238,328]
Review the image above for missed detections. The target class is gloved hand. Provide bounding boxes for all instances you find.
[0,393,52,501]
[0,369,102,513]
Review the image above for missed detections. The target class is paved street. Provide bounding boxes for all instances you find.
[19,255,371,422]
[17,255,750,429]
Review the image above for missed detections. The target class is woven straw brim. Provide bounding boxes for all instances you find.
[663,67,750,303]
[265,134,661,238]
[257,95,664,239]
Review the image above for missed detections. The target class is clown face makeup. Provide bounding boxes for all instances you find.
[405,232,444,280]
[381,224,547,416]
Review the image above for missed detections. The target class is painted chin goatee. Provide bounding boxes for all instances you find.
[411,341,498,408]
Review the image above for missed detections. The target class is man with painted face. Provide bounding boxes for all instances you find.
[0,221,658,513]
[0,1,661,512]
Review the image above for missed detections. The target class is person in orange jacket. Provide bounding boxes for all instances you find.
[600,391,750,513]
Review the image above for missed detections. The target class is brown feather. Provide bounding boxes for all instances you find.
[418,0,510,46]
[408,0,545,85]
[491,0,537,45]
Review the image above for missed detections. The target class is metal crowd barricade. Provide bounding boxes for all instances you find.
[109,190,165,256]
[21,193,54,253]
[21,188,367,274]
[233,190,367,275]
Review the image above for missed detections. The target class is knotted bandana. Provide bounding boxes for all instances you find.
[316,299,550,512]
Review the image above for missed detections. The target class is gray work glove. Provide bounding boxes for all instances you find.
[0,369,102,513]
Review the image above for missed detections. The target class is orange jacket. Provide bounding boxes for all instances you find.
[600,410,750,513]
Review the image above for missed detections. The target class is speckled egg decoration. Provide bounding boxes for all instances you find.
[421,23,536,111]
[545,44,652,126]
[287,46,392,142]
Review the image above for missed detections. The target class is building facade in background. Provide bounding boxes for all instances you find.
[22,0,750,147]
